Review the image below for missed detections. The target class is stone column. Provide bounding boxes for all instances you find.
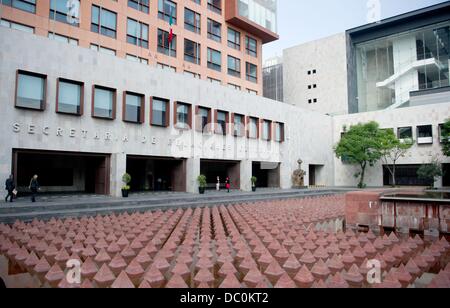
[240,159,252,192]
[186,157,200,193]
[110,152,127,197]
[0,147,12,190]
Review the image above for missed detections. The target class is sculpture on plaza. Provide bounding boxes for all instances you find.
[292,159,306,188]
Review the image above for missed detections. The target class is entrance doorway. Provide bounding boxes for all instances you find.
[308,165,324,187]
[443,164,450,187]
[126,156,187,192]
[252,162,280,188]
[12,149,110,195]
[200,159,240,190]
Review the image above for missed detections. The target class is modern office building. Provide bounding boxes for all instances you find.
[262,56,283,102]
[0,0,279,95]
[0,1,449,197]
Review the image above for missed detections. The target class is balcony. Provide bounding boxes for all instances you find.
[225,0,279,44]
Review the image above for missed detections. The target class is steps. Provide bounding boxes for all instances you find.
[0,189,347,224]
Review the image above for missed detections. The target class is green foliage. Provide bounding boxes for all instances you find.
[251,176,257,186]
[197,175,207,188]
[122,173,131,190]
[417,158,443,188]
[334,121,383,188]
[442,119,450,157]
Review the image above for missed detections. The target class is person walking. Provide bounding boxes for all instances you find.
[4,175,15,203]
[225,177,231,193]
[29,175,40,203]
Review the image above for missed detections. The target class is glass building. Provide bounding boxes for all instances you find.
[237,0,277,34]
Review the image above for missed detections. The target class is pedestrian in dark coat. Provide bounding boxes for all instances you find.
[225,177,231,193]
[4,175,15,203]
[29,175,40,203]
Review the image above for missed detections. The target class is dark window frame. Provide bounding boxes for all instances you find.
[91,85,117,120]
[174,101,192,130]
[56,78,84,116]
[15,69,47,111]
[123,91,145,124]
[196,106,212,133]
[150,96,170,127]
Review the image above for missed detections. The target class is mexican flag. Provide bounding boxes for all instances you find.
[168,10,174,44]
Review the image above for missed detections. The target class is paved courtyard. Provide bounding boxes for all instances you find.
[0,194,449,288]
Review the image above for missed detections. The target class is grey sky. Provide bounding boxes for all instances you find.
[263,0,448,61]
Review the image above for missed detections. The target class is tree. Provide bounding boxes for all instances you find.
[417,157,443,189]
[441,119,450,157]
[334,121,383,188]
[378,129,413,187]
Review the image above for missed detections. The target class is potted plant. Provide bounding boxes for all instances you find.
[197,175,207,194]
[251,176,257,192]
[122,173,131,198]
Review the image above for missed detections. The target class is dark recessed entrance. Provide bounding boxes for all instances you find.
[200,159,240,190]
[12,149,110,195]
[126,156,186,192]
[443,164,450,187]
[252,162,280,188]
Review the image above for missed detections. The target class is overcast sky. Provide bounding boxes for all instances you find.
[263,0,448,61]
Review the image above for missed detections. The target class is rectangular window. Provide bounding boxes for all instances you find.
[246,62,257,83]
[90,44,116,56]
[2,0,36,14]
[228,56,241,78]
[184,71,200,79]
[157,63,176,72]
[48,33,78,45]
[275,122,284,142]
[207,19,221,42]
[128,0,149,14]
[184,39,200,64]
[91,5,117,38]
[175,102,191,129]
[151,97,169,127]
[197,106,211,133]
[57,78,83,115]
[92,86,116,119]
[207,48,221,72]
[216,110,228,135]
[157,29,176,57]
[246,36,257,57]
[184,8,200,34]
[398,127,413,142]
[227,28,240,50]
[0,19,34,33]
[49,0,79,26]
[262,120,271,141]
[233,114,244,137]
[124,92,144,123]
[228,83,241,91]
[15,70,46,110]
[248,117,258,139]
[207,0,221,14]
[127,18,149,48]
[417,125,433,145]
[158,0,177,24]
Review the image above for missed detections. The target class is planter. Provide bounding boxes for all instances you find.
[199,187,206,194]
[122,189,129,198]
[252,186,256,192]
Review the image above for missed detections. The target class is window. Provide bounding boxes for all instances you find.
[247,89,258,95]
[439,124,450,143]
[126,54,148,64]
[227,56,241,78]
[90,44,116,56]
[91,5,117,38]
[92,86,116,119]
[49,0,80,26]
[262,120,271,141]
[123,92,144,123]
[184,39,200,64]
[215,110,228,135]
[233,114,244,137]
[227,28,240,50]
[48,33,78,45]
[208,77,221,84]
[248,117,258,139]
[175,102,191,129]
[417,125,433,144]
[207,0,221,14]
[128,0,149,14]
[196,106,211,133]
[207,19,221,42]
[0,19,34,33]
[274,122,285,142]
[246,62,257,83]
[184,8,200,34]
[57,79,83,115]
[158,0,177,24]
[158,29,176,57]
[398,127,413,142]
[228,83,241,91]
[15,70,46,110]
[207,48,221,72]
[2,0,36,14]
[127,18,149,48]
[157,63,176,72]
[151,97,169,127]
[184,71,200,79]
[246,36,257,57]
